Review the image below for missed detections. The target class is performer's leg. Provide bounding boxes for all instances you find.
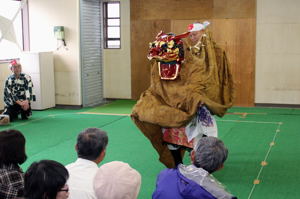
[170,149,183,166]
[131,117,176,168]
[3,104,20,121]
[169,144,183,166]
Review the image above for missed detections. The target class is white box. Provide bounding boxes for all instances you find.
[20,52,55,110]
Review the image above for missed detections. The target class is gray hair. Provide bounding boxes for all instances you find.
[193,137,228,173]
[76,128,108,161]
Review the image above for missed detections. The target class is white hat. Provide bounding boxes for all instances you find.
[8,59,21,69]
[94,161,141,199]
[188,21,210,32]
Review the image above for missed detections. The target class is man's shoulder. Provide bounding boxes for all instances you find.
[201,174,237,199]
[66,161,77,170]
[180,165,236,199]
[66,159,98,172]
[157,168,179,181]
[6,75,15,81]
[159,168,177,175]
[21,73,32,80]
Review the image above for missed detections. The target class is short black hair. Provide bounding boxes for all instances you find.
[24,160,69,199]
[76,128,108,160]
[0,129,27,165]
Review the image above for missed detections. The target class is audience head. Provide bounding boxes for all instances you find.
[0,129,27,165]
[76,128,108,163]
[24,160,69,199]
[192,136,228,173]
[94,161,141,199]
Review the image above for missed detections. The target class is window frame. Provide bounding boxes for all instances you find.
[21,0,30,51]
[0,0,29,62]
[103,1,121,49]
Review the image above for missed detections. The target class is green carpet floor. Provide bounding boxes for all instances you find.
[1,102,300,199]
[86,99,136,114]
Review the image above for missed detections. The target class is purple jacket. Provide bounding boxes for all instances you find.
[152,168,217,199]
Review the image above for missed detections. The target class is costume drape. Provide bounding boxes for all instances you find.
[131,32,234,168]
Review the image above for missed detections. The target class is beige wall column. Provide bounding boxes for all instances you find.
[28,0,81,105]
[103,0,131,99]
[256,0,300,104]
[0,63,11,110]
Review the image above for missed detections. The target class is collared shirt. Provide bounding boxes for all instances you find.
[66,158,99,199]
[0,164,24,199]
[4,73,33,107]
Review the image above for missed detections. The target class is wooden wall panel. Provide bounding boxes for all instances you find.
[131,20,171,99]
[171,19,256,106]
[131,0,256,106]
[171,20,206,34]
[211,19,256,106]
[131,0,213,20]
[213,0,256,18]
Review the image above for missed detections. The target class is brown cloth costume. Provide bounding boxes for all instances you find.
[131,31,234,168]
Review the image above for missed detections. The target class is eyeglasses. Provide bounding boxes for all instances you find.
[59,188,69,192]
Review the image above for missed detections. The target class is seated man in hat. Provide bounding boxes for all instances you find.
[0,60,34,125]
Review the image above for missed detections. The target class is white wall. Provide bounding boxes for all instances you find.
[0,63,12,110]
[29,0,132,102]
[1,0,132,110]
[103,0,131,99]
[256,0,300,104]
[2,0,300,108]
[28,0,81,105]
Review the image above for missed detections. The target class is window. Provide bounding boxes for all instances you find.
[103,1,120,49]
[0,0,29,60]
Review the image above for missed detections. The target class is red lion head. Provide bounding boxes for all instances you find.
[148,31,190,64]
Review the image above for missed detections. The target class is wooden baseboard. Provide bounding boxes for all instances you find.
[55,105,83,109]
[255,103,300,108]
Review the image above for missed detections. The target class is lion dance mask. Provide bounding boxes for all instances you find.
[148,31,190,80]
